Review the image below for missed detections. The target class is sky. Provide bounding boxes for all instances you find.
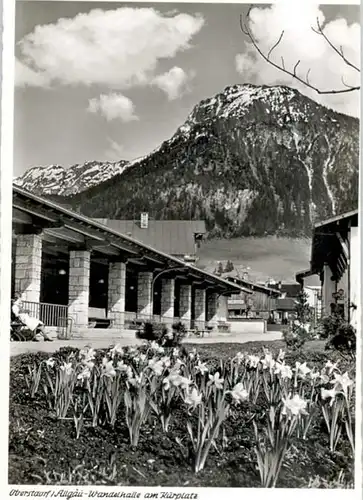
[14,1,360,176]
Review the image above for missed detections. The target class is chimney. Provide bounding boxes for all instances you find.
[140,212,149,229]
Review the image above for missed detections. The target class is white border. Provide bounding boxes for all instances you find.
[1,1,362,499]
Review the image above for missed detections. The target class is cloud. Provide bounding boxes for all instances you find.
[152,66,193,100]
[88,93,138,122]
[235,1,360,117]
[105,139,125,161]
[16,7,204,90]
[15,59,51,88]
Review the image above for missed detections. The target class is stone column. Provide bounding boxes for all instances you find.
[217,295,228,321]
[194,288,206,330]
[160,278,175,325]
[68,250,90,328]
[107,261,126,328]
[137,271,153,320]
[179,284,192,328]
[207,292,219,327]
[14,233,42,303]
[322,264,336,316]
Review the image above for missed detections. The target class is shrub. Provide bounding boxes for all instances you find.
[317,315,343,340]
[325,319,356,358]
[283,290,313,350]
[137,321,169,342]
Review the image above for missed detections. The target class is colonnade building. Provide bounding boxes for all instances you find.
[12,186,244,337]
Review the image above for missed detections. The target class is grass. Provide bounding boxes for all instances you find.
[8,340,355,488]
[198,236,313,283]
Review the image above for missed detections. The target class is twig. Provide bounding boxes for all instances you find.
[239,12,360,95]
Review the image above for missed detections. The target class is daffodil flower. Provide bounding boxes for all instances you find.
[172,348,180,358]
[79,346,96,362]
[77,366,92,381]
[277,349,286,362]
[325,360,339,375]
[234,352,244,364]
[247,354,260,368]
[261,353,276,371]
[101,358,116,378]
[208,372,224,390]
[330,372,354,396]
[116,360,129,372]
[109,344,125,358]
[45,357,55,369]
[230,383,249,403]
[184,387,202,409]
[310,370,320,380]
[160,356,171,368]
[148,358,164,376]
[128,373,143,387]
[274,362,293,380]
[60,363,73,376]
[281,394,308,418]
[295,362,311,379]
[321,387,338,406]
[196,361,209,375]
[189,348,198,360]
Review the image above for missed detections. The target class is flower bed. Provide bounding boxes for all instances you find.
[9,341,355,488]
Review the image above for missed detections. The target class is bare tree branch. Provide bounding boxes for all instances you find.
[239,11,360,95]
[312,17,360,73]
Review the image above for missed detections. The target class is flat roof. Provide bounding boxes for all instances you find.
[12,186,242,294]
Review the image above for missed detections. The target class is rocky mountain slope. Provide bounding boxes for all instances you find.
[16,84,359,238]
[14,160,130,196]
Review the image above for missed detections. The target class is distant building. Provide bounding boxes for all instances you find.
[96,216,206,263]
[296,209,359,329]
[223,274,282,319]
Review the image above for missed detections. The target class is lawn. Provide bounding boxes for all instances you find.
[198,236,313,283]
[8,340,355,488]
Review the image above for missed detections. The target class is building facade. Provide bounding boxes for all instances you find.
[296,210,359,329]
[11,186,243,336]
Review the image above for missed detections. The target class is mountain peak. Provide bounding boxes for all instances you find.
[14,83,358,239]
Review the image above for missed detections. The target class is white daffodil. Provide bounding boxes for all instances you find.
[196,361,209,375]
[325,360,339,375]
[148,358,164,376]
[261,353,276,371]
[149,341,160,352]
[60,362,73,376]
[184,387,202,409]
[310,370,320,381]
[160,356,171,368]
[45,357,55,369]
[109,344,124,359]
[102,358,116,378]
[274,362,293,380]
[77,366,92,381]
[230,383,249,403]
[234,352,244,364]
[172,347,180,358]
[295,362,311,379]
[330,372,354,396]
[189,348,198,360]
[247,354,260,368]
[128,374,143,387]
[282,394,308,419]
[277,349,286,362]
[208,372,224,390]
[321,387,338,406]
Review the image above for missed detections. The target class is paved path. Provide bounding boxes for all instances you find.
[10,332,283,357]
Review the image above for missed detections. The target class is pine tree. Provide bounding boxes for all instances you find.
[224,260,234,273]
